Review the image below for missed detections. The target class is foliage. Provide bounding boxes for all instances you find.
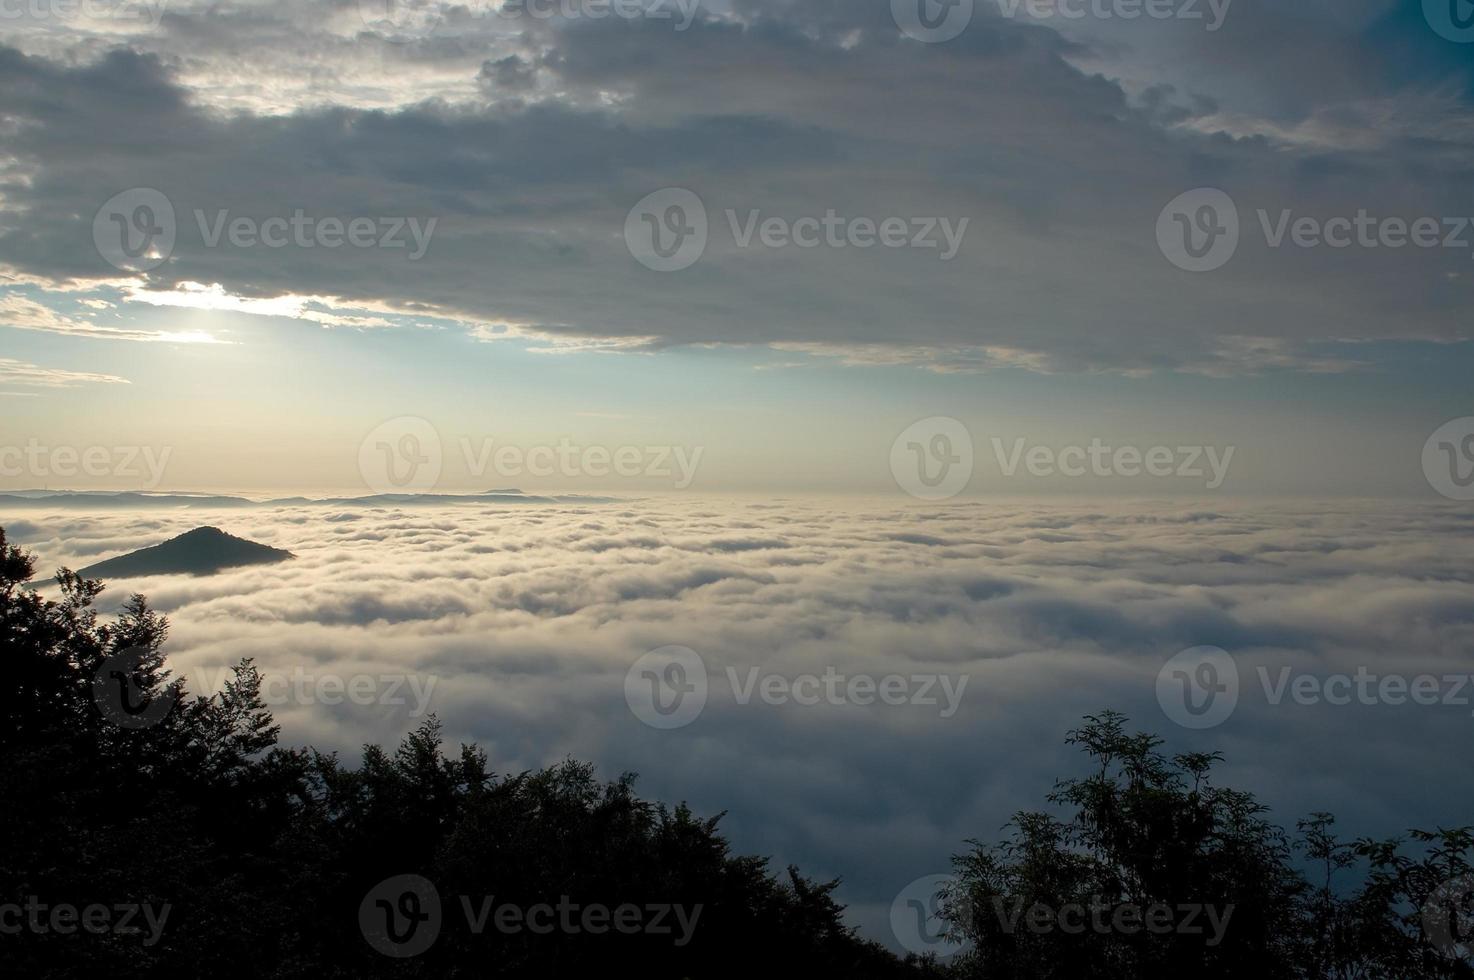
[944,711,1474,980]
[0,527,926,978]
[2,525,1469,978]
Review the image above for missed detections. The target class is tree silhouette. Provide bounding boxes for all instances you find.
[1,525,1470,978]
[0,527,931,978]
[942,711,1474,980]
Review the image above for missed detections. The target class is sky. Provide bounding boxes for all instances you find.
[1,0,1472,497]
[4,2,1474,956]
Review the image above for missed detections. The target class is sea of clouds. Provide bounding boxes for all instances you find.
[5,495,1473,948]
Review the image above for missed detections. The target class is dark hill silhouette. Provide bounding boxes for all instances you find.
[79,526,293,578]
[0,491,258,508]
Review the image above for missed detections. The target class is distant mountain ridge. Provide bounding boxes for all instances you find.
[0,490,620,509]
[79,527,294,579]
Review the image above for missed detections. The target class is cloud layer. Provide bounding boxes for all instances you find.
[7,495,1473,947]
[1,0,1471,373]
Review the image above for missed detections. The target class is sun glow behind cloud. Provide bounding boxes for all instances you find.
[120,282,400,328]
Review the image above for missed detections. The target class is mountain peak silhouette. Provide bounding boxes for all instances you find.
[79,526,294,579]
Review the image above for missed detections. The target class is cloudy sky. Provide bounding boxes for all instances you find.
[3,0,1474,955]
[0,0,1471,495]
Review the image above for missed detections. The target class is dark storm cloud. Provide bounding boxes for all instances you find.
[0,0,1471,372]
